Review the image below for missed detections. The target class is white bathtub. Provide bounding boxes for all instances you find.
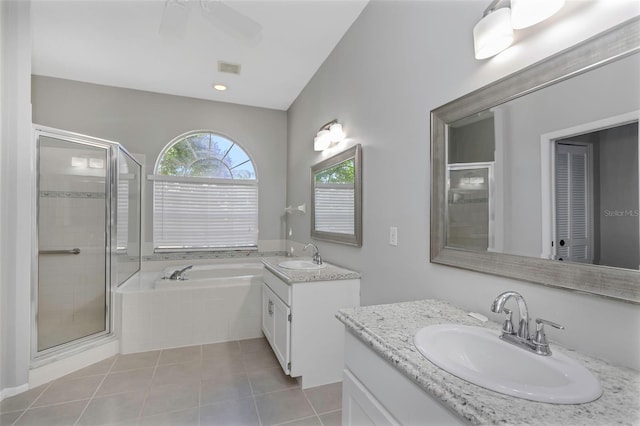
[156,263,264,288]
[117,261,264,354]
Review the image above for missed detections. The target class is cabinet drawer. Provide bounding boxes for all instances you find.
[263,268,291,305]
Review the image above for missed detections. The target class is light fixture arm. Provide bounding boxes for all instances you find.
[482,0,510,16]
[318,119,339,132]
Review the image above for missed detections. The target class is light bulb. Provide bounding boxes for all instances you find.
[329,122,345,143]
[314,130,332,151]
[473,8,514,60]
[511,0,565,29]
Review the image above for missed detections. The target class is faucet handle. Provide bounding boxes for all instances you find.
[501,308,514,335]
[533,318,564,355]
[535,318,564,331]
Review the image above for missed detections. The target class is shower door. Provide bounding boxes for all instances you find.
[36,134,111,354]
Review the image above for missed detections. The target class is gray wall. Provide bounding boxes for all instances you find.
[286,1,640,369]
[31,76,288,254]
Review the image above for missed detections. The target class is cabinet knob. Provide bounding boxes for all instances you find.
[268,299,274,316]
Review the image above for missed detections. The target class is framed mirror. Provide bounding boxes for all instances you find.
[311,144,362,246]
[431,18,640,303]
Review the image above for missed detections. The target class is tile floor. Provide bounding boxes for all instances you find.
[0,337,342,426]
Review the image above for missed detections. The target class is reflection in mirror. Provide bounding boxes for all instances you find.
[431,18,640,303]
[549,122,638,269]
[447,111,496,252]
[311,144,362,246]
[445,52,640,271]
[447,162,494,251]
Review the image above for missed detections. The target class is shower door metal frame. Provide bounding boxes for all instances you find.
[31,125,120,363]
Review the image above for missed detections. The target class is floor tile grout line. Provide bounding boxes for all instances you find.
[318,408,341,425]
[301,387,322,419]
[72,357,118,426]
[273,414,322,426]
[138,344,205,422]
[8,380,57,426]
[318,408,341,416]
[243,343,264,426]
[250,383,302,398]
[11,355,117,426]
[139,344,169,421]
[197,344,203,426]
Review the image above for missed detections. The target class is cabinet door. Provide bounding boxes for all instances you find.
[262,283,291,374]
[343,369,399,426]
[262,283,274,343]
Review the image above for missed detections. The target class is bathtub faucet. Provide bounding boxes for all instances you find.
[169,265,193,280]
[304,243,322,265]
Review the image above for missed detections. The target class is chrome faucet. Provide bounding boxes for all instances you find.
[490,291,564,356]
[169,265,193,280]
[304,243,323,265]
[490,291,530,340]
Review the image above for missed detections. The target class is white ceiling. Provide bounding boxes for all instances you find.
[31,0,369,111]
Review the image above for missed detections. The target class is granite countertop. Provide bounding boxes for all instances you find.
[337,299,640,425]
[261,256,360,284]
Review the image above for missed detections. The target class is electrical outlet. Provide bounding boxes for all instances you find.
[389,226,398,246]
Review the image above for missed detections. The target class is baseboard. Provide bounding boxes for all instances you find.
[29,339,119,389]
[0,384,29,401]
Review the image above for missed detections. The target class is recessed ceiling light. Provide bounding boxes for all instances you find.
[212,84,228,91]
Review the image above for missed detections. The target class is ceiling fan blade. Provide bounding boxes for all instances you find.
[159,0,192,38]
[200,0,262,42]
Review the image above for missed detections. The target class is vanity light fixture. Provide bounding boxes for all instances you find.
[473,0,565,60]
[473,2,514,60]
[314,119,346,151]
[511,0,565,29]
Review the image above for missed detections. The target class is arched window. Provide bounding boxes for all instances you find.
[152,131,258,252]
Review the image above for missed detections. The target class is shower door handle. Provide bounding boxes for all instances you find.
[39,248,81,255]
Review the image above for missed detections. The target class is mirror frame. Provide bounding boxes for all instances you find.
[431,18,640,304]
[311,144,362,247]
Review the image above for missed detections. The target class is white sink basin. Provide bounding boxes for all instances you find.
[278,260,327,270]
[413,324,602,404]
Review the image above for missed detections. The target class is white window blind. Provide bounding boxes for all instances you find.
[153,177,258,251]
[314,183,354,234]
[555,143,591,263]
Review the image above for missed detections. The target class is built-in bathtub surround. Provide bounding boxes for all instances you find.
[117,262,264,354]
[337,300,640,425]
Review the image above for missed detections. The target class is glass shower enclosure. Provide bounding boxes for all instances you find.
[33,126,141,359]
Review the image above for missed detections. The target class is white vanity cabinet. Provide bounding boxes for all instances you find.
[342,331,466,426]
[261,267,360,389]
[261,273,292,374]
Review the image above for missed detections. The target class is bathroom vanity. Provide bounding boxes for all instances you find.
[261,257,360,389]
[337,300,640,425]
